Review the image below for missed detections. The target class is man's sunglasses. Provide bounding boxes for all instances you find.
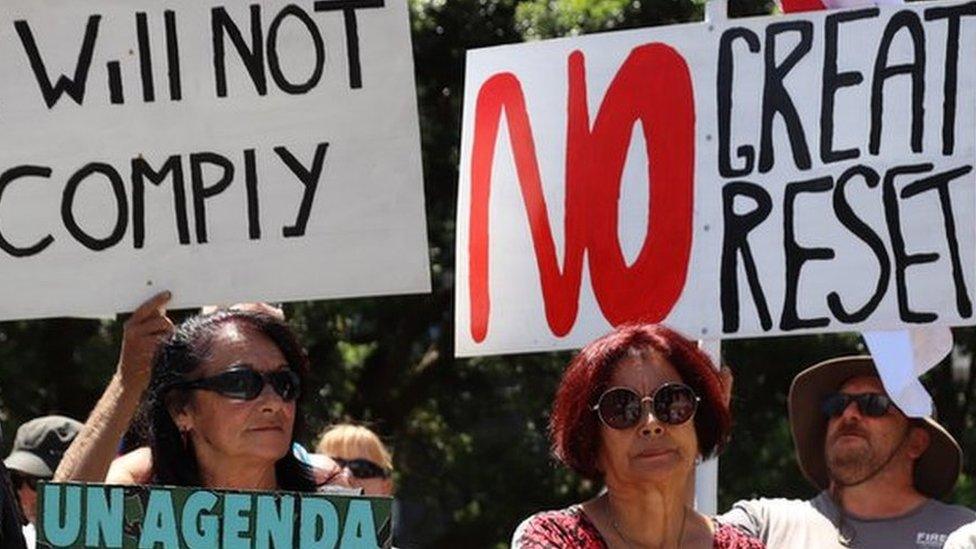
[335,458,390,480]
[591,383,700,430]
[174,366,301,402]
[821,392,893,418]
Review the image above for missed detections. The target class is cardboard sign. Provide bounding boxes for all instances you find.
[455,0,976,355]
[0,0,429,321]
[37,482,393,548]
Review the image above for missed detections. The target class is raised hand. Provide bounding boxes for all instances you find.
[118,291,174,389]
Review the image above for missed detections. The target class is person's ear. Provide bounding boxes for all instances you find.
[906,426,930,460]
[168,398,195,433]
[175,413,194,434]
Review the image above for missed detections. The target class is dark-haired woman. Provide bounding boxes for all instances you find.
[513,324,763,549]
[56,292,333,492]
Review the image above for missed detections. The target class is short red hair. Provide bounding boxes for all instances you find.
[549,324,731,480]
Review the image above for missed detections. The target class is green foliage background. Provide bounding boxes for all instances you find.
[2,1,974,547]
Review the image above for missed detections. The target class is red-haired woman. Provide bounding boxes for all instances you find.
[513,324,762,548]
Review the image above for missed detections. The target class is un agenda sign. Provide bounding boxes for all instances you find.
[37,482,393,548]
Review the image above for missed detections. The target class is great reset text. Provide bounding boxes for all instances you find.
[465,3,975,343]
[719,5,974,333]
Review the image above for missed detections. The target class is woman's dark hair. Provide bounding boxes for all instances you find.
[549,323,731,481]
[146,310,315,492]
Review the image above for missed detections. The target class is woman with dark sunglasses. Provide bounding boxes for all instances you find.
[55,292,327,492]
[315,424,394,496]
[512,324,763,548]
[147,305,315,490]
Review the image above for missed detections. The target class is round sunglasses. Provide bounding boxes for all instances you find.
[821,392,893,418]
[334,457,390,480]
[591,383,700,429]
[173,366,301,402]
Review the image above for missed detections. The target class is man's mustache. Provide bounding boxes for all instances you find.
[831,422,869,441]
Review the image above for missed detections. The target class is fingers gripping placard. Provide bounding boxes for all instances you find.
[456,0,976,355]
[0,0,429,320]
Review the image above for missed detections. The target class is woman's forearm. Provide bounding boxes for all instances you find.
[54,373,144,482]
[54,291,174,483]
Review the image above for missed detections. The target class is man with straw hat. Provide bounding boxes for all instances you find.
[719,356,973,548]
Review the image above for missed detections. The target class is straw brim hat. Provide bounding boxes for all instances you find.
[788,356,961,499]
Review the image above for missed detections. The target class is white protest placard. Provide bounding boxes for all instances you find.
[0,0,429,320]
[455,0,976,356]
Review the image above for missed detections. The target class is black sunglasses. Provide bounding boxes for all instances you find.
[821,392,893,418]
[591,383,700,430]
[175,366,300,402]
[335,458,390,480]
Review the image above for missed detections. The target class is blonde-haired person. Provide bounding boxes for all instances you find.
[315,424,393,496]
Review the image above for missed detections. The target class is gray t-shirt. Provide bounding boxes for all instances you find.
[717,492,975,548]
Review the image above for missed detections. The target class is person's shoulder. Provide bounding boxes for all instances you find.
[513,505,589,535]
[736,497,810,507]
[716,496,819,539]
[925,499,976,521]
[512,505,602,549]
[725,497,814,516]
[921,498,976,532]
[106,446,153,485]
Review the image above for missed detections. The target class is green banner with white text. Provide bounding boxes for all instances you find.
[37,482,393,548]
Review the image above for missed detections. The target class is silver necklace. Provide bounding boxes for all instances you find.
[608,499,688,548]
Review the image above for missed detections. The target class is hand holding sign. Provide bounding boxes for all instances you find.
[56,291,174,483]
[309,453,353,489]
[117,291,174,390]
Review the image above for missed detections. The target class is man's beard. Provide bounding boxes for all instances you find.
[826,425,879,486]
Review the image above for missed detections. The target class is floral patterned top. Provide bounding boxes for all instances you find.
[513,505,766,548]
